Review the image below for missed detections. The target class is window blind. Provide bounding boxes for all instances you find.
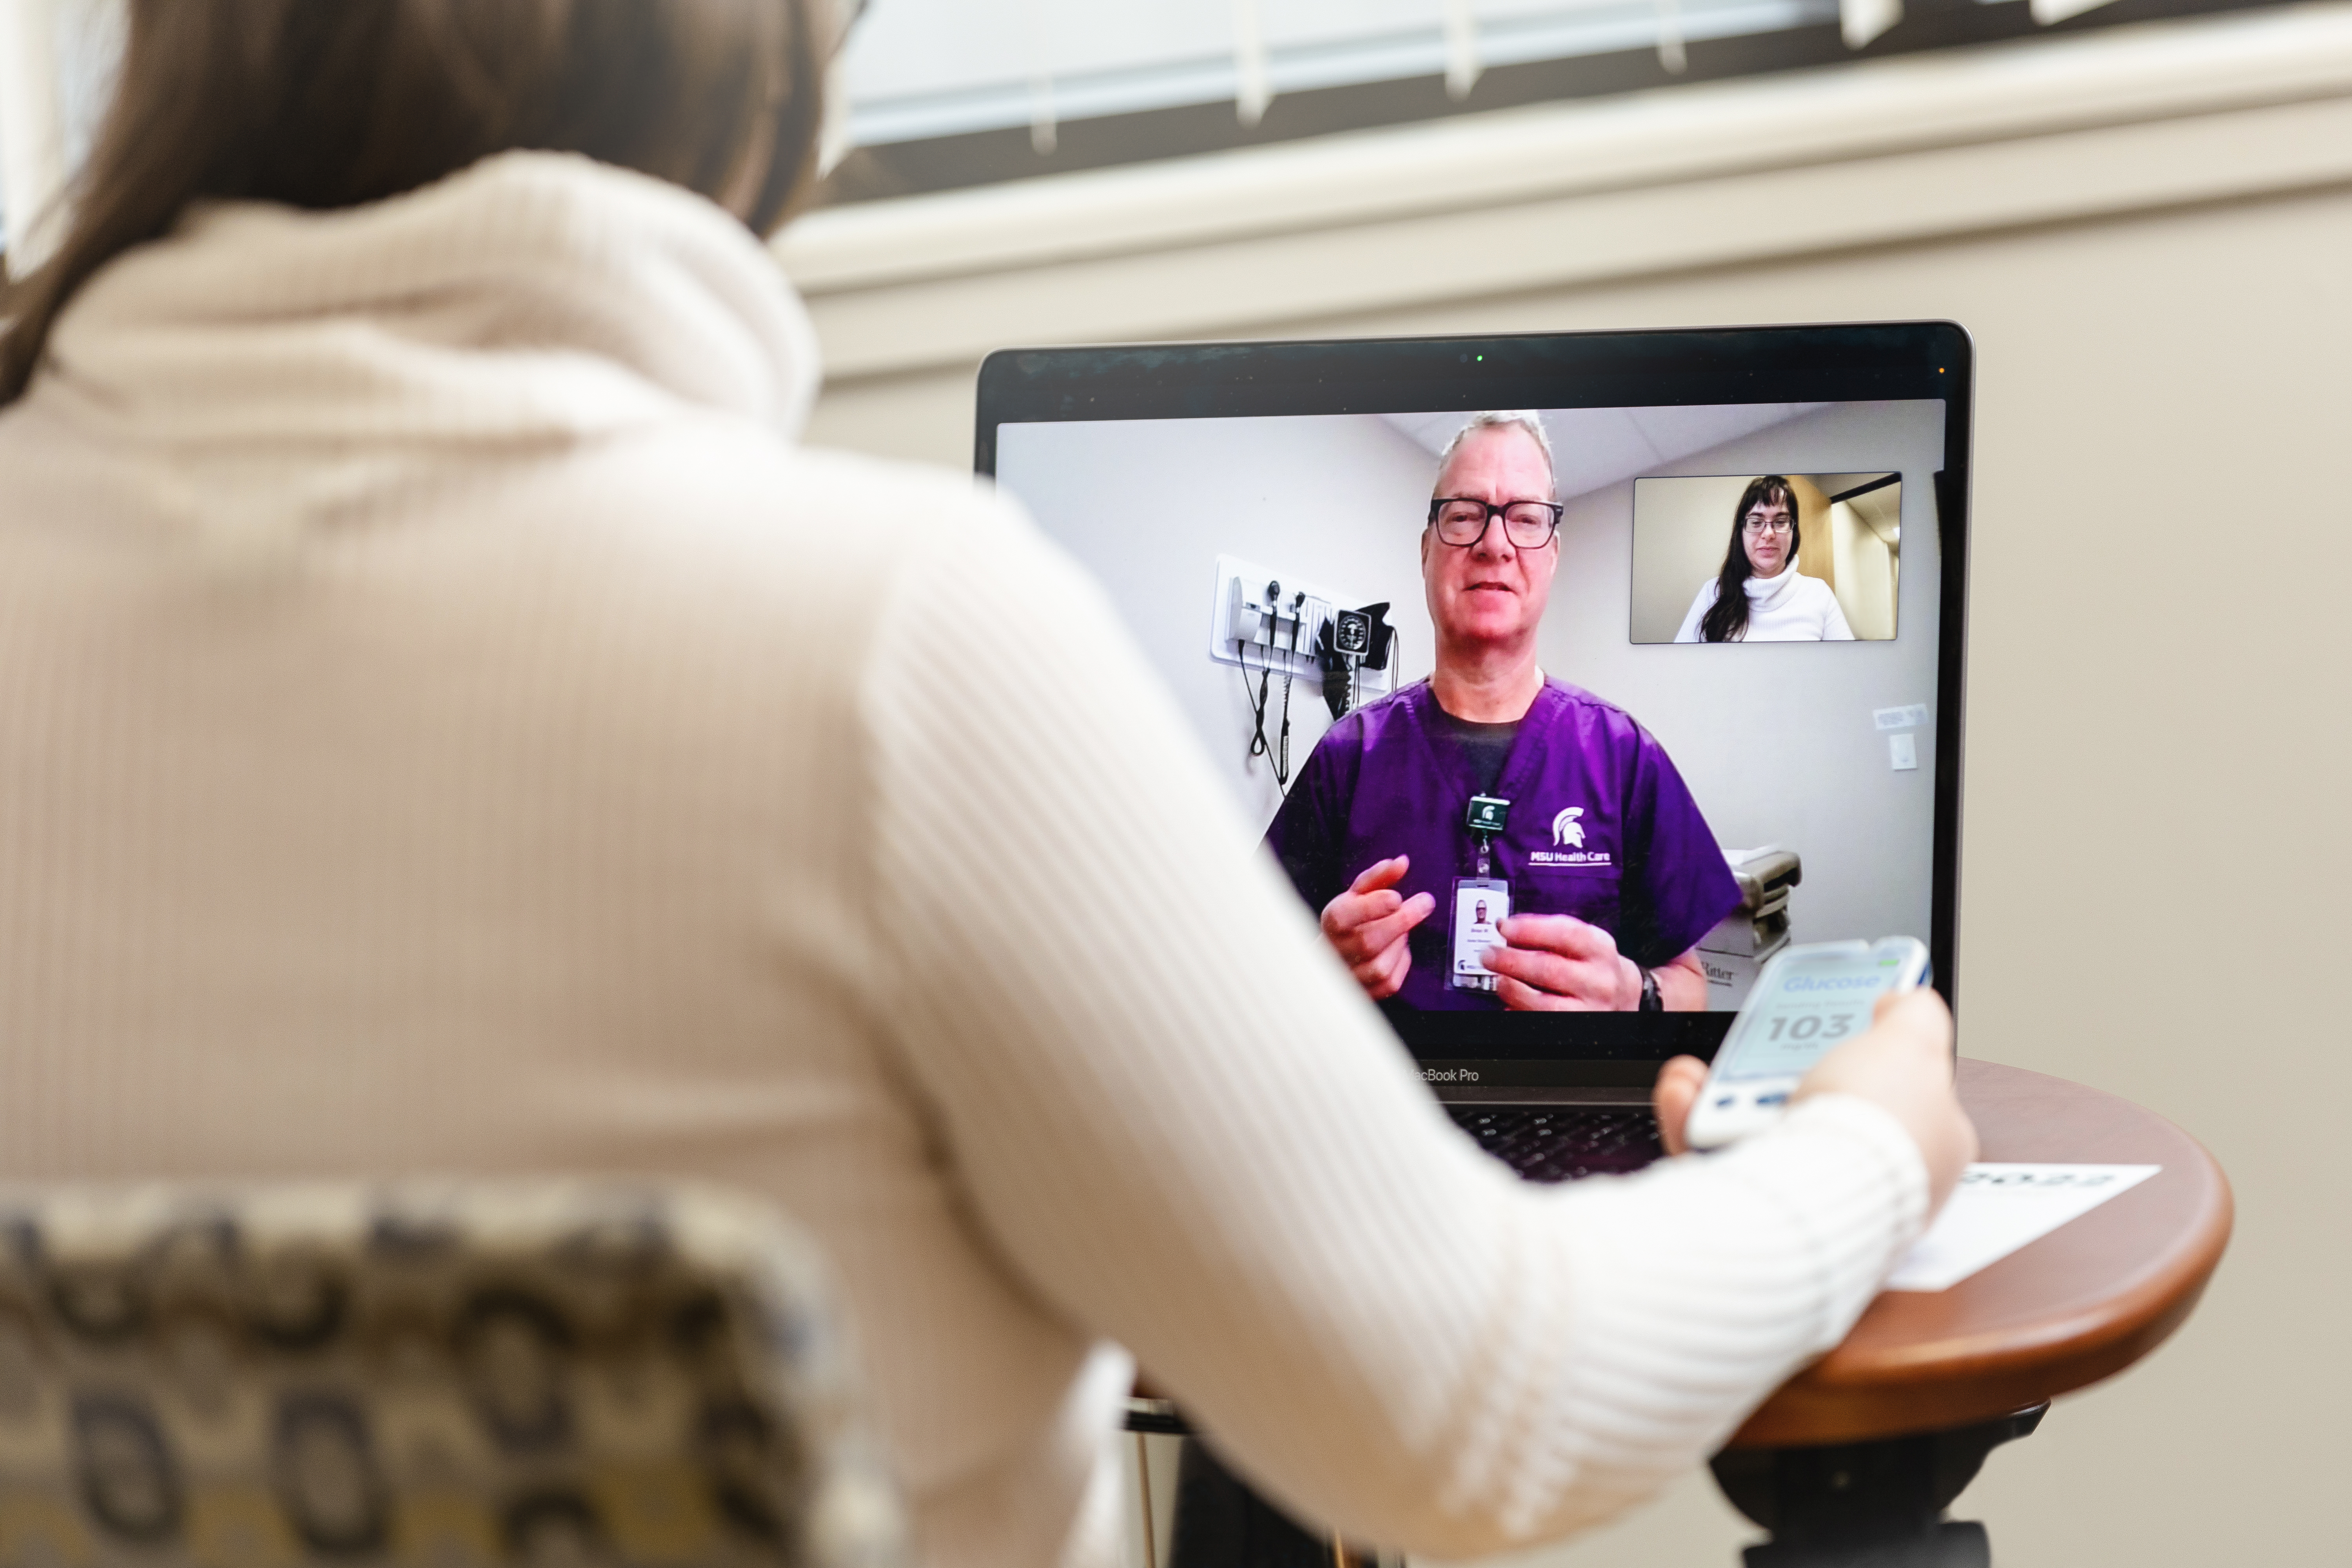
[834,0,2157,154]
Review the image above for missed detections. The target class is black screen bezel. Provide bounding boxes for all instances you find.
[975,321,1972,1077]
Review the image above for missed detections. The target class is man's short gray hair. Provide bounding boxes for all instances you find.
[1435,411,1556,497]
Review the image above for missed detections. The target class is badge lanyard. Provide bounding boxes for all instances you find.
[1450,794,1512,993]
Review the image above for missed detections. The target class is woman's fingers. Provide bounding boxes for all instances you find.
[1651,1056,1710,1156]
[1797,989,1976,1210]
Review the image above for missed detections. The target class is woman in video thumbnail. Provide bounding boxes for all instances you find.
[1675,475,1857,642]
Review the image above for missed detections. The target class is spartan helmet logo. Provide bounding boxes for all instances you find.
[1552,807,1586,849]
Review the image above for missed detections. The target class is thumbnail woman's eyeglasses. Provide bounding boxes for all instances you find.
[1428,498,1563,549]
[1741,514,1794,536]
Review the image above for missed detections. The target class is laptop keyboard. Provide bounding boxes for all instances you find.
[1446,1105,1665,1182]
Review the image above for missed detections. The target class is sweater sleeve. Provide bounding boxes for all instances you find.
[862,493,1926,1559]
[1817,578,1858,641]
[1674,580,1716,642]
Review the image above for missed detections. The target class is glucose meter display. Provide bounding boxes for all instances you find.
[1717,951,1911,1080]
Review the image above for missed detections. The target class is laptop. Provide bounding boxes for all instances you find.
[976,324,1969,1182]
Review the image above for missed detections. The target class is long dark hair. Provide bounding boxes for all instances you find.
[1697,475,1802,644]
[0,0,825,407]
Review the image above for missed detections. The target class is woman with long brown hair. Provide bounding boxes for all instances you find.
[0,7,1969,1566]
[1675,474,1857,642]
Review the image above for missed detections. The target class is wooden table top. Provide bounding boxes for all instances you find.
[1727,1057,2233,1449]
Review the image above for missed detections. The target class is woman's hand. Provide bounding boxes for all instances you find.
[1652,1055,1712,1155]
[1795,989,1977,1209]
[1651,989,1977,1209]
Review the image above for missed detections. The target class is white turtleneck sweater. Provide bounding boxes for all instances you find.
[1675,564,1858,641]
[0,153,1926,1568]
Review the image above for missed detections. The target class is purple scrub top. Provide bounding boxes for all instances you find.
[1265,678,1740,1012]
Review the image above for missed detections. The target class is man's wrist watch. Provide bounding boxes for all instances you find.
[1638,967,1663,1013]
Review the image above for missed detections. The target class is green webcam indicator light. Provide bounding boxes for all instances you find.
[1476,354,1484,362]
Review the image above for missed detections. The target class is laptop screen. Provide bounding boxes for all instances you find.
[979,327,1969,1080]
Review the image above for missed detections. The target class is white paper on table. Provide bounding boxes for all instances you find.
[1884,1163,2161,1292]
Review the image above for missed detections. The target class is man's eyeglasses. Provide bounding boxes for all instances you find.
[1741,514,1794,536]
[1428,498,1563,549]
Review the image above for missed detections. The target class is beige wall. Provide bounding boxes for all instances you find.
[792,11,2352,1564]
[1788,474,1835,592]
[1829,498,1898,641]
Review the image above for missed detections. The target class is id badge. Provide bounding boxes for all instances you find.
[1449,878,1511,992]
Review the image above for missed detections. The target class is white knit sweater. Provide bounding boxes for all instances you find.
[1675,565,1858,641]
[0,153,1926,1568]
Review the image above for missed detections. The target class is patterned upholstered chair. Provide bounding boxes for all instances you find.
[0,1182,906,1568]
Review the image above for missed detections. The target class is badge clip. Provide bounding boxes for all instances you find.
[1466,795,1510,878]
[1465,795,1511,837]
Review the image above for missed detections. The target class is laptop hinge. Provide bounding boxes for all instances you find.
[1428,1083,1653,1107]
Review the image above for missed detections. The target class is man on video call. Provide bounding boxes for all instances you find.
[1265,411,1741,1013]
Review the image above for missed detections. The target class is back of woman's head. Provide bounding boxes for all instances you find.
[0,0,826,405]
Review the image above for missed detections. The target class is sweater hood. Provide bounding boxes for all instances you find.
[23,151,820,551]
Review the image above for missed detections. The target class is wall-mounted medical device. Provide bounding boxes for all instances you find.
[1207,554,1395,700]
[1315,602,1395,720]
[1208,554,1398,790]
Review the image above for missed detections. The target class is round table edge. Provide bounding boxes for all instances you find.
[1726,1080,2235,1449]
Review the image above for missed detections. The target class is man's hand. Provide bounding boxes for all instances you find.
[1651,989,1976,1210]
[1482,914,1640,1011]
[1320,857,1436,1001]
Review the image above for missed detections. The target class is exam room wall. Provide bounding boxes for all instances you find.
[992,414,1437,831]
[798,152,2352,1568]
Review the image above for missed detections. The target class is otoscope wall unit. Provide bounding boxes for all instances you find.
[1207,554,1395,698]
